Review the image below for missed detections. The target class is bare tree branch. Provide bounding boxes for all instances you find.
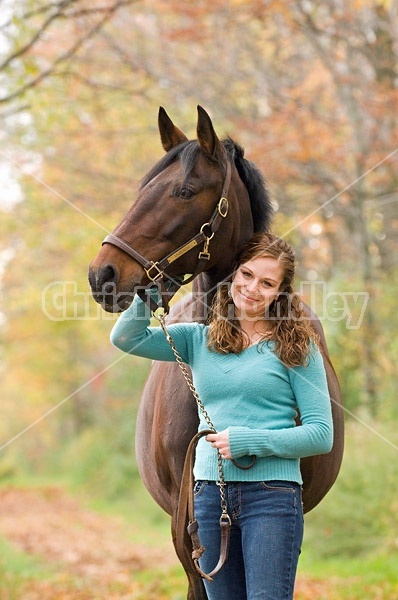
[0,1,79,71]
[0,0,138,107]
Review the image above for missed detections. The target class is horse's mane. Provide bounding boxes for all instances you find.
[222,137,272,233]
[141,138,273,232]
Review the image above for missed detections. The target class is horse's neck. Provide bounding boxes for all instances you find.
[180,177,255,323]
[191,271,226,323]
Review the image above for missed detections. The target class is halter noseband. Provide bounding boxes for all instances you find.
[102,160,231,312]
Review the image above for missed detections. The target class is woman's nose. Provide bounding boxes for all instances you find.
[246,279,259,292]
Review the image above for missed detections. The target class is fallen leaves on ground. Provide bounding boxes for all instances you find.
[0,486,177,598]
[0,487,396,599]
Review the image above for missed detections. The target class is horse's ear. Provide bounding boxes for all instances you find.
[196,105,226,161]
[158,107,188,152]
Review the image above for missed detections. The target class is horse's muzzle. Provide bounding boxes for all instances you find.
[88,264,134,313]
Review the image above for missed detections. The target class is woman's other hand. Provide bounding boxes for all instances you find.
[206,429,231,460]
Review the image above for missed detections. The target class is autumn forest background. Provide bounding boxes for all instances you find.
[0,1,397,598]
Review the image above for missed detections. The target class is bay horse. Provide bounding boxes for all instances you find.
[89,106,344,600]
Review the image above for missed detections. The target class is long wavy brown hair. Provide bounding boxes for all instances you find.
[207,232,319,367]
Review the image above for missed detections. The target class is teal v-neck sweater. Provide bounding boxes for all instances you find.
[110,295,333,484]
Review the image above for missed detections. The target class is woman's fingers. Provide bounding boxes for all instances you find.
[205,430,231,459]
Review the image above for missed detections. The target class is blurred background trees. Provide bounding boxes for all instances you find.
[0,0,396,506]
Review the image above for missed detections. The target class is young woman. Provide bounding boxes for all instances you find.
[110,232,333,600]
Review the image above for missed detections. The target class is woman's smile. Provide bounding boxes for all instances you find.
[239,290,263,305]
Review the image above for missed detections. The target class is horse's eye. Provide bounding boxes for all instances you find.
[173,185,195,200]
[179,186,194,199]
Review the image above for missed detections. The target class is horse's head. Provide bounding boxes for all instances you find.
[89,106,271,312]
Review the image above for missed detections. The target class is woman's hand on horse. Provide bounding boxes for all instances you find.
[206,429,231,460]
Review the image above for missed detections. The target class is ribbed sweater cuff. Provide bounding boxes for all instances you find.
[229,426,270,459]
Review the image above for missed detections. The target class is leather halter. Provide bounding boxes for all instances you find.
[102,161,231,312]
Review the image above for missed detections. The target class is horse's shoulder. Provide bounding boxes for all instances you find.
[166,292,202,325]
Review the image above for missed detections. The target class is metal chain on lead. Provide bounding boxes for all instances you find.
[158,313,228,516]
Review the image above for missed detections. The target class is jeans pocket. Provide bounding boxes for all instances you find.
[193,480,207,497]
[258,481,302,519]
[260,480,297,494]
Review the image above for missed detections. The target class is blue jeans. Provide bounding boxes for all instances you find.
[193,480,303,600]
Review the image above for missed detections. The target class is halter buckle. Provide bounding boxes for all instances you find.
[218,198,229,218]
[145,262,164,282]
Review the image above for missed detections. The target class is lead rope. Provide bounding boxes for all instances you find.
[157,312,231,581]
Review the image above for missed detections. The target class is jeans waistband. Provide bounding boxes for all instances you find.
[196,479,301,488]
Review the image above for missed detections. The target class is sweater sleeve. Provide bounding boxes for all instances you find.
[110,292,190,363]
[228,350,334,460]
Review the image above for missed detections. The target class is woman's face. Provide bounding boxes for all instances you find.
[231,256,283,319]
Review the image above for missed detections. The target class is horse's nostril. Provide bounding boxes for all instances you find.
[89,264,119,295]
[99,264,118,286]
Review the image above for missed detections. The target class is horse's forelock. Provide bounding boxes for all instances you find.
[140,141,200,189]
[180,142,202,179]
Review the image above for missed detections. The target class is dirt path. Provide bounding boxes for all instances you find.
[0,486,178,599]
